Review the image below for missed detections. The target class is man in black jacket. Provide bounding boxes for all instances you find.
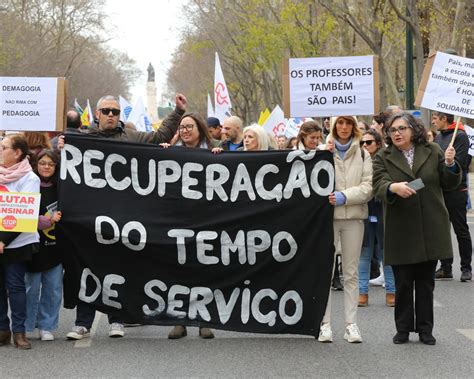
[62,93,188,340]
[432,111,472,282]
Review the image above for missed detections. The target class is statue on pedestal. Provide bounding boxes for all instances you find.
[147,63,155,82]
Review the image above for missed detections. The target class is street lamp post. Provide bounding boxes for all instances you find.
[405,7,415,110]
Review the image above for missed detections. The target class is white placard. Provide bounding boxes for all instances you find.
[419,52,474,118]
[0,77,59,131]
[286,55,377,117]
[464,125,474,156]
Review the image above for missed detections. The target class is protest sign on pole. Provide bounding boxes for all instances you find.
[0,191,41,232]
[214,52,232,123]
[284,118,312,138]
[262,105,286,138]
[464,125,474,156]
[282,56,379,118]
[0,77,67,131]
[59,135,336,336]
[415,51,474,119]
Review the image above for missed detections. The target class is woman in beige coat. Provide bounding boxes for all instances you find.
[318,116,373,343]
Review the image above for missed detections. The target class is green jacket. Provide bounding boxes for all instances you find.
[372,142,462,266]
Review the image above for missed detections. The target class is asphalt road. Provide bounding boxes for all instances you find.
[3,127,473,377]
[0,232,473,378]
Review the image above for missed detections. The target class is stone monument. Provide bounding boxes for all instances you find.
[146,63,158,123]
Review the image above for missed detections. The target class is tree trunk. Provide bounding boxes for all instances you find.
[450,0,465,53]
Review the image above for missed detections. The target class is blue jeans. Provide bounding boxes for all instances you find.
[25,264,63,332]
[358,222,395,294]
[0,263,28,333]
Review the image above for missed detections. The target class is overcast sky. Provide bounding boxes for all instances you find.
[105,0,188,105]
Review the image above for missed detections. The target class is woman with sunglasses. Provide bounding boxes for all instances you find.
[162,112,220,339]
[373,112,461,345]
[357,130,395,307]
[0,134,40,349]
[318,116,372,344]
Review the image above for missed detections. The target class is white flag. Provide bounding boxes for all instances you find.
[262,105,286,138]
[119,95,133,122]
[127,97,152,132]
[86,99,94,126]
[207,93,215,118]
[214,52,232,123]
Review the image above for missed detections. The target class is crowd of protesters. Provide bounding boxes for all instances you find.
[0,93,471,349]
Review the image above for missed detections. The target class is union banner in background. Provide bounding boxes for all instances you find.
[58,135,335,336]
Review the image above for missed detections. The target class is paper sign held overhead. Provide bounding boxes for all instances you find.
[283,56,379,118]
[415,52,474,118]
[0,77,67,131]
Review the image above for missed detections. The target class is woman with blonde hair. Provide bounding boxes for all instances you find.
[241,124,270,151]
[318,115,372,344]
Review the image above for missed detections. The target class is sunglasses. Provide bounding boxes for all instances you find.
[360,140,375,146]
[99,108,120,116]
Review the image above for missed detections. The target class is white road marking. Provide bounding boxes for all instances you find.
[74,311,103,348]
[456,329,474,341]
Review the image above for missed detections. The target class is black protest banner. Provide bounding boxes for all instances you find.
[58,135,335,336]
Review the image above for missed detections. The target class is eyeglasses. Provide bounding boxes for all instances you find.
[38,161,56,167]
[99,108,120,116]
[388,125,411,135]
[1,145,12,151]
[360,140,375,146]
[179,124,194,132]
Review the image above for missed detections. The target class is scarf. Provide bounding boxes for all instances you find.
[0,158,32,185]
[334,138,353,160]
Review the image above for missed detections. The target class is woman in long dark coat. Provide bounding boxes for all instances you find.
[372,112,461,345]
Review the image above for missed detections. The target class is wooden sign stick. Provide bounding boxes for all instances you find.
[449,116,462,148]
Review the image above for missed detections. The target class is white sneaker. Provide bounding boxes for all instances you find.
[66,326,90,340]
[369,274,385,286]
[344,323,362,343]
[317,323,333,343]
[40,330,54,341]
[109,323,125,338]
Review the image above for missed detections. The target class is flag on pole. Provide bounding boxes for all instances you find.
[214,52,232,123]
[80,99,94,128]
[119,96,133,122]
[74,98,83,114]
[258,108,271,126]
[262,106,287,138]
[127,97,152,132]
[207,93,215,118]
